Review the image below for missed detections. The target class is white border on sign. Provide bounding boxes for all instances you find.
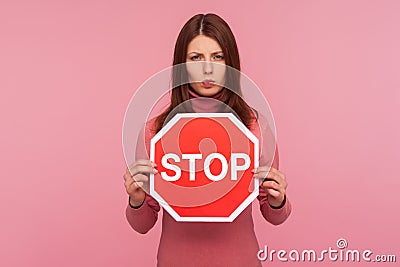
[150,113,259,222]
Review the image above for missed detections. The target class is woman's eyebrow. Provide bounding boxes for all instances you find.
[187,50,223,55]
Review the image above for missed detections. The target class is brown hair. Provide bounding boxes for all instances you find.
[153,13,256,133]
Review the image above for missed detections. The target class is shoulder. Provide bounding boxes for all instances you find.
[144,116,157,133]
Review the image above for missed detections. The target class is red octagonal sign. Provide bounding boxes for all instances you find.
[150,113,259,222]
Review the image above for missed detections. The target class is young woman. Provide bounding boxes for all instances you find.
[123,13,292,266]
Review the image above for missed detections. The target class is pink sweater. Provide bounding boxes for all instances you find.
[126,89,292,266]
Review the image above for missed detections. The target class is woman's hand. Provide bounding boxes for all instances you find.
[252,166,288,208]
[123,159,158,207]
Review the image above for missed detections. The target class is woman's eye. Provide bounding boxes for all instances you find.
[189,54,224,61]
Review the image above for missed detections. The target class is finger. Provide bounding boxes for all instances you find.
[124,171,149,186]
[254,171,281,184]
[126,163,155,176]
[266,188,281,198]
[123,171,135,182]
[262,180,281,191]
[268,167,287,181]
[262,181,285,196]
[132,173,150,183]
[252,167,280,181]
[125,177,145,191]
[129,165,158,176]
[260,174,287,193]
[251,166,272,174]
[253,167,286,182]
[263,172,287,190]
[265,172,286,188]
[128,160,157,170]
[124,177,136,189]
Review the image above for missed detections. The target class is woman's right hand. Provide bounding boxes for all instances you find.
[123,159,158,207]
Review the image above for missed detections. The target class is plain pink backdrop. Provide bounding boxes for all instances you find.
[1,1,399,266]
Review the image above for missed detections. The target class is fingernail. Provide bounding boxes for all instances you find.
[153,163,158,167]
[153,169,158,173]
[251,169,255,173]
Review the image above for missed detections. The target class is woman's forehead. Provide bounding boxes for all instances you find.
[187,35,222,54]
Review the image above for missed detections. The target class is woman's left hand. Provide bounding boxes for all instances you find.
[252,166,288,208]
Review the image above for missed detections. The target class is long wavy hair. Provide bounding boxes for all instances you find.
[153,13,256,133]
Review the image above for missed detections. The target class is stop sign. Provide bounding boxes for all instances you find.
[150,113,259,222]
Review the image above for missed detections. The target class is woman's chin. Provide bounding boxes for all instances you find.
[191,85,224,97]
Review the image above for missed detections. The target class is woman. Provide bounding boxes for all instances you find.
[123,13,292,266]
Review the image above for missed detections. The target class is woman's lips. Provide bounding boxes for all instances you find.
[201,80,215,88]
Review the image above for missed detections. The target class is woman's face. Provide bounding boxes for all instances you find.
[186,35,226,97]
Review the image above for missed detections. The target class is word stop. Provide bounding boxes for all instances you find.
[160,152,251,182]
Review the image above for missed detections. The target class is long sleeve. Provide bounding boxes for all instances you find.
[254,113,292,225]
[125,118,161,234]
[256,144,292,225]
[257,186,292,225]
[125,192,160,234]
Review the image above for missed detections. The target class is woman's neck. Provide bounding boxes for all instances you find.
[187,85,225,100]
[187,86,226,113]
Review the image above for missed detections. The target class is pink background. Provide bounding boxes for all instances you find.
[1,1,399,266]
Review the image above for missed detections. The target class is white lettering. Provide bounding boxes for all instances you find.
[230,153,250,180]
[160,153,181,181]
[160,152,251,182]
[204,153,228,181]
[182,154,202,181]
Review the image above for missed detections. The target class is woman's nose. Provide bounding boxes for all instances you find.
[202,61,213,74]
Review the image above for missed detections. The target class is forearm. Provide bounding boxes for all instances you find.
[257,183,292,225]
[125,193,160,234]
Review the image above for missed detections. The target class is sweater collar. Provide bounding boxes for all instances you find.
[187,86,226,113]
